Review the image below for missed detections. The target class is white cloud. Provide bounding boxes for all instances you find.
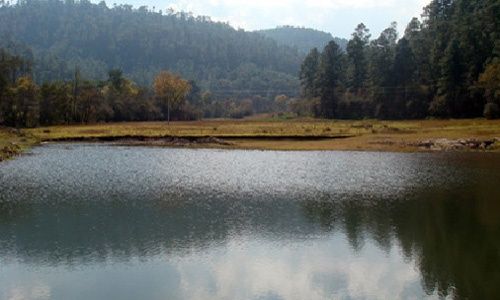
[173,0,398,10]
[170,236,436,300]
[115,0,432,37]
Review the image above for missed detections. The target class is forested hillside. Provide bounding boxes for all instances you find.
[1,0,499,127]
[299,0,499,119]
[0,0,302,98]
[256,26,348,53]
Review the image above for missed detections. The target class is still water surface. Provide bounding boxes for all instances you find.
[0,144,499,300]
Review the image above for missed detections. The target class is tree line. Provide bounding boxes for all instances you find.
[1,0,498,127]
[1,48,278,127]
[299,0,499,119]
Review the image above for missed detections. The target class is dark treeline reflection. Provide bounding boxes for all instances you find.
[1,185,499,299]
[303,189,500,299]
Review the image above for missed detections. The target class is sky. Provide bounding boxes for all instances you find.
[113,0,431,38]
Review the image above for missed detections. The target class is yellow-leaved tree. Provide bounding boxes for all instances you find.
[10,76,39,128]
[477,59,500,119]
[153,71,191,123]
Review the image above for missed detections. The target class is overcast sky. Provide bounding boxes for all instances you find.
[113,0,431,38]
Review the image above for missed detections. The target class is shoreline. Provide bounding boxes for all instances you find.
[41,135,500,153]
[3,135,500,162]
[0,128,39,162]
[2,119,500,161]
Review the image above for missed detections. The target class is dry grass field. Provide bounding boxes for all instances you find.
[2,118,500,161]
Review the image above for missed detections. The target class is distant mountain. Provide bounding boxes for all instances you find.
[256,26,348,54]
[0,0,302,98]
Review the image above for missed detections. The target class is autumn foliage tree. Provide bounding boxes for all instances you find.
[478,59,500,119]
[8,76,39,128]
[153,71,191,123]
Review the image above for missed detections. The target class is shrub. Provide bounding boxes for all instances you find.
[484,102,500,119]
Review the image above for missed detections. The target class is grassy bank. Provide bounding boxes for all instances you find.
[0,127,39,161]
[25,118,500,152]
[1,119,499,161]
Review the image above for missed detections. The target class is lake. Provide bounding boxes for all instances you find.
[0,144,499,299]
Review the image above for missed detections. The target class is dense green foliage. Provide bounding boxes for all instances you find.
[0,0,301,99]
[1,0,499,126]
[300,0,500,119]
[0,51,280,126]
[0,57,161,127]
[256,26,348,54]
[0,48,38,127]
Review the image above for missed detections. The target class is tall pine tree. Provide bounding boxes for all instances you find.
[299,48,320,98]
[346,23,370,93]
[316,41,345,118]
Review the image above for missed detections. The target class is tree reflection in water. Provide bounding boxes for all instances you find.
[303,185,500,299]
[0,146,499,299]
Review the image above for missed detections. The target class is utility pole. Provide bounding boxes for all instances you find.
[167,98,170,125]
[73,65,80,123]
